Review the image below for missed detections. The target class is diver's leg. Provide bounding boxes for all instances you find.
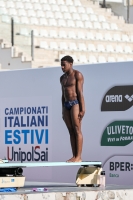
[63,106,77,162]
[70,104,83,162]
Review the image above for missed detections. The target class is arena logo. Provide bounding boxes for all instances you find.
[101,85,133,111]
[125,95,133,102]
[105,95,122,103]
[101,121,133,146]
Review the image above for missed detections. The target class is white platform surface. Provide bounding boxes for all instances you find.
[0,161,102,168]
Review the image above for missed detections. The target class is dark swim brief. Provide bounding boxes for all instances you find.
[64,100,79,110]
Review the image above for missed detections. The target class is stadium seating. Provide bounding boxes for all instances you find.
[0,0,132,69]
[89,55,97,63]
[98,56,106,63]
[79,55,88,63]
[108,57,116,62]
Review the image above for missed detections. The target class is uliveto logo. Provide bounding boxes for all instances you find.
[101,121,133,146]
[101,85,133,111]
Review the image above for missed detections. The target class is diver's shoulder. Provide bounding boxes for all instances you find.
[60,74,64,82]
[74,70,83,79]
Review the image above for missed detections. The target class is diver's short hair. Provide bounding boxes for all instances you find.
[61,55,74,63]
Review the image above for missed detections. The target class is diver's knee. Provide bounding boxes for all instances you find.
[68,127,75,136]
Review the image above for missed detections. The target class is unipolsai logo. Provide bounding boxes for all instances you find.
[101,85,133,111]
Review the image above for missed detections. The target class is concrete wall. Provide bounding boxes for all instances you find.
[0,47,31,70]
[106,2,133,23]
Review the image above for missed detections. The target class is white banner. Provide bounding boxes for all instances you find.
[0,61,132,184]
[0,96,52,180]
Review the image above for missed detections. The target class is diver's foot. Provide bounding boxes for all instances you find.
[73,157,82,162]
[66,157,75,162]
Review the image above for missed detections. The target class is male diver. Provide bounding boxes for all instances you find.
[60,55,85,162]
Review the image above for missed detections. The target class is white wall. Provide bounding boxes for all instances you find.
[0,61,133,185]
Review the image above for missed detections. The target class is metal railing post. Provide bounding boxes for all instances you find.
[103,0,106,8]
[11,18,14,46]
[127,0,130,23]
[31,30,34,61]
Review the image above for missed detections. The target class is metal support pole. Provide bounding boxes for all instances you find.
[103,0,106,8]
[127,0,130,23]
[31,30,34,61]
[11,18,14,46]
